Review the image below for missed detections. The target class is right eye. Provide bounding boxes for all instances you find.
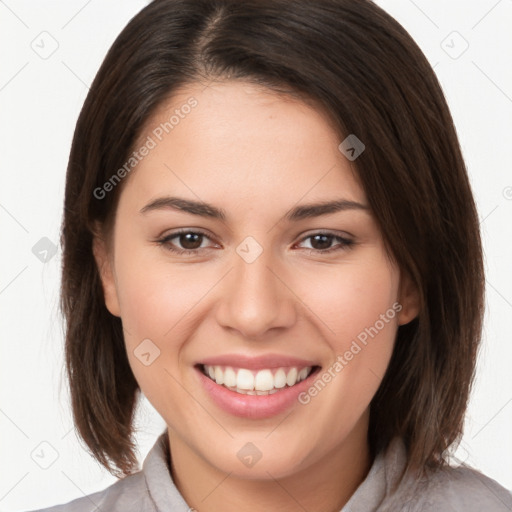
[156,229,219,255]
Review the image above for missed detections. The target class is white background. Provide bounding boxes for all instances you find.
[1,0,511,510]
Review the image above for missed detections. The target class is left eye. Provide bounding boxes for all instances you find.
[296,233,353,253]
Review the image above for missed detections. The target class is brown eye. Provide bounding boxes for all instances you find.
[309,234,334,250]
[297,232,354,254]
[156,229,216,255]
[178,232,204,250]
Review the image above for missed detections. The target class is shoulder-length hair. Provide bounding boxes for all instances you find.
[61,0,484,477]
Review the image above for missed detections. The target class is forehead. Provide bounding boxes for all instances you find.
[121,80,366,215]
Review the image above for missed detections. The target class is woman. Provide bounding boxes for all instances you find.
[30,0,512,510]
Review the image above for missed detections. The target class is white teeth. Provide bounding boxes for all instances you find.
[286,367,298,386]
[203,364,313,395]
[254,369,274,391]
[224,367,237,387]
[298,367,309,381]
[214,366,224,385]
[237,369,255,390]
[274,368,287,388]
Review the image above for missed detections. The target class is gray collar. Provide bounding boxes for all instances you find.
[141,431,411,512]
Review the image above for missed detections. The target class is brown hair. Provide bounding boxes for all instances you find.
[61,0,484,477]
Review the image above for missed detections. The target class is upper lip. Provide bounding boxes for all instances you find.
[197,354,319,370]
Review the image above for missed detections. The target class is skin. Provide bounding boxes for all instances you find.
[94,80,419,512]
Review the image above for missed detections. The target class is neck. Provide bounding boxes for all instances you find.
[167,419,372,512]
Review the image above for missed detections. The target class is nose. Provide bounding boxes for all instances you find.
[214,246,297,339]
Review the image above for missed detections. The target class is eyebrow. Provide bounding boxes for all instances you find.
[140,196,227,219]
[139,196,369,221]
[284,198,369,221]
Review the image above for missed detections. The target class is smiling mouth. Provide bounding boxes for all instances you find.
[199,364,320,395]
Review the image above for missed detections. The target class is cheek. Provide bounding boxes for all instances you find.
[297,254,399,346]
[111,241,228,404]
[113,243,208,342]
[294,255,400,422]
[114,255,200,406]
[295,253,400,401]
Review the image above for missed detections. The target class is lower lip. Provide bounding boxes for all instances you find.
[195,366,320,419]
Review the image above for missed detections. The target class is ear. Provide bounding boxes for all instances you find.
[396,271,420,326]
[92,226,121,317]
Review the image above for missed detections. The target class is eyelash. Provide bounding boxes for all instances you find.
[155,229,355,256]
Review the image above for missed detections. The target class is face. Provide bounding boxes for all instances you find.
[94,80,419,480]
